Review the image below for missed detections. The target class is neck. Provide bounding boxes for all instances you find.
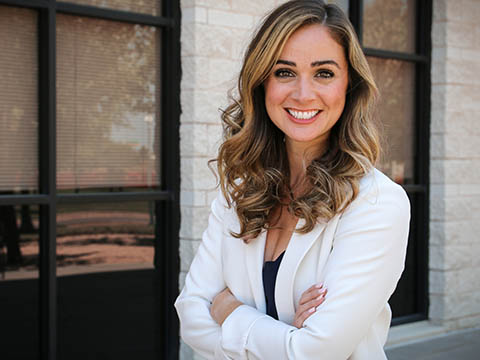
[285,137,328,195]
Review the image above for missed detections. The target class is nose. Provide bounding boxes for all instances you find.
[292,77,316,103]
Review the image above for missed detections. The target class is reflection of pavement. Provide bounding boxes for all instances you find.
[57,211,150,226]
[57,233,154,267]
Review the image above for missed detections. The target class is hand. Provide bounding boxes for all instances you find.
[210,288,243,326]
[293,283,327,329]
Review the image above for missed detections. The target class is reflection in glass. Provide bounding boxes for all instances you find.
[368,57,415,184]
[326,0,349,14]
[64,0,161,16]
[56,15,161,191]
[0,204,39,359]
[363,0,416,53]
[0,6,38,192]
[56,202,155,275]
[57,201,158,359]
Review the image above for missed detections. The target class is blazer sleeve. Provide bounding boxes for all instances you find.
[174,192,232,360]
[218,179,411,359]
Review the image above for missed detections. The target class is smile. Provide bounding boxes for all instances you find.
[286,108,320,121]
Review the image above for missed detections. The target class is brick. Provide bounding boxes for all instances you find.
[208,9,253,29]
[429,244,473,271]
[181,56,210,91]
[432,0,447,22]
[179,238,201,272]
[206,124,223,156]
[182,0,230,10]
[180,123,209,156]
[182,6,207,23]
[194,24,234,58]
[179,205,211,239]
[181,89,228,125]
[431,61,446,85]
[181,22,196,57]
[181,190,207,207]
[230,0,277,15]
[432,21,447,48]
[446,21,475,49]
[430,159,480,185]
[181,156,217,190]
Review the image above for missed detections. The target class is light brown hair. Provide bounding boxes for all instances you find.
[214,0,379,241]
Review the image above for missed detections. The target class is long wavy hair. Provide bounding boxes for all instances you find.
[214,0,379,241]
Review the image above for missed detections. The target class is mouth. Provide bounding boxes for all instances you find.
[285,108,321,123]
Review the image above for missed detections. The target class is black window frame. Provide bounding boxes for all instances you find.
[349,0,432,325]
[0,1,181,359]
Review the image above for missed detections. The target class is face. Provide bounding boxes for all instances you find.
[264,24,349,153]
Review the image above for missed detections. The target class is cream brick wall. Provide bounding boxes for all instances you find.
[430,0,480,330]
[179,1,286,358]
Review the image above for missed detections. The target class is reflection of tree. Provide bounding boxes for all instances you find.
[363,0,414,52]
[57,16,160,190]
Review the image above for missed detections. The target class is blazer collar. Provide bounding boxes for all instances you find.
[244,219,328,323]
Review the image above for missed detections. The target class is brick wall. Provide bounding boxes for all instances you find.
[430,0,480,330]
[179,1,285,358]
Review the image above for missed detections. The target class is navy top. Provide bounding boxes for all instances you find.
[262,251,285,320]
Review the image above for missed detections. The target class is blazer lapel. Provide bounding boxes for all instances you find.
[245,230,267,313]
[275,219,328,324]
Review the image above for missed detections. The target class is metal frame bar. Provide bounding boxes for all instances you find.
[57,191,173,203]
[1,1,181,359]
[0,0,174,27]
[364,48,428,63]
[38,5,57,359]
[56,2,174,27]
[157,0,181,357]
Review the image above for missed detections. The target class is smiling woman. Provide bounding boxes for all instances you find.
[175,1,410,359]
[264,24,349,153]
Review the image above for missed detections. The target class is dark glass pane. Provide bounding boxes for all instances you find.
[363,0,416,53]
[0,204,39,359]
[57,201,159,359]
[56,14,161,192]
[0,6,38,193]
[368,57,415,185]
[327,0,349,14]
[62,0,161,16]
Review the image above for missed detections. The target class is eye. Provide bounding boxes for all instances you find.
[316,70,334,79]
[274,69,295,78]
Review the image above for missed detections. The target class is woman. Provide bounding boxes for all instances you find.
[175,1,410,359]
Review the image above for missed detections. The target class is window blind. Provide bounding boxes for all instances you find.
[0,6,38,192]
[56,15,161,190]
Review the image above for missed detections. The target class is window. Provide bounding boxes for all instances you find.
[348,0,431,324]
[0,1,180,359]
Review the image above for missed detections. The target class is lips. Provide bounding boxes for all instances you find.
[285,108,321,123]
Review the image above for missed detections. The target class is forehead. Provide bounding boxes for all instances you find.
[279,24,347,66]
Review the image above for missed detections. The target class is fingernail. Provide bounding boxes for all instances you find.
[309,307,315,313]
[316,295,323,301]
[315,283,323,289]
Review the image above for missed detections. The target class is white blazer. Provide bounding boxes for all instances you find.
[175,169,410,360]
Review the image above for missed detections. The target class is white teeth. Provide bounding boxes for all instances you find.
[287,109,320,120]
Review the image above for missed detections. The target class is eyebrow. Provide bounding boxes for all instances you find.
[276,59,341,69]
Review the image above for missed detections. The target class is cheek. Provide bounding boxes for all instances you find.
[265,81,288,110]
[325,83,347,111]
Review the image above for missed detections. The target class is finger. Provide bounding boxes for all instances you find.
[297,291,327,314]
[299,286,326,305]
[295,306,316,328]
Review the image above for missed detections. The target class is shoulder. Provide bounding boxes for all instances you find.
[347,168,410,220]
